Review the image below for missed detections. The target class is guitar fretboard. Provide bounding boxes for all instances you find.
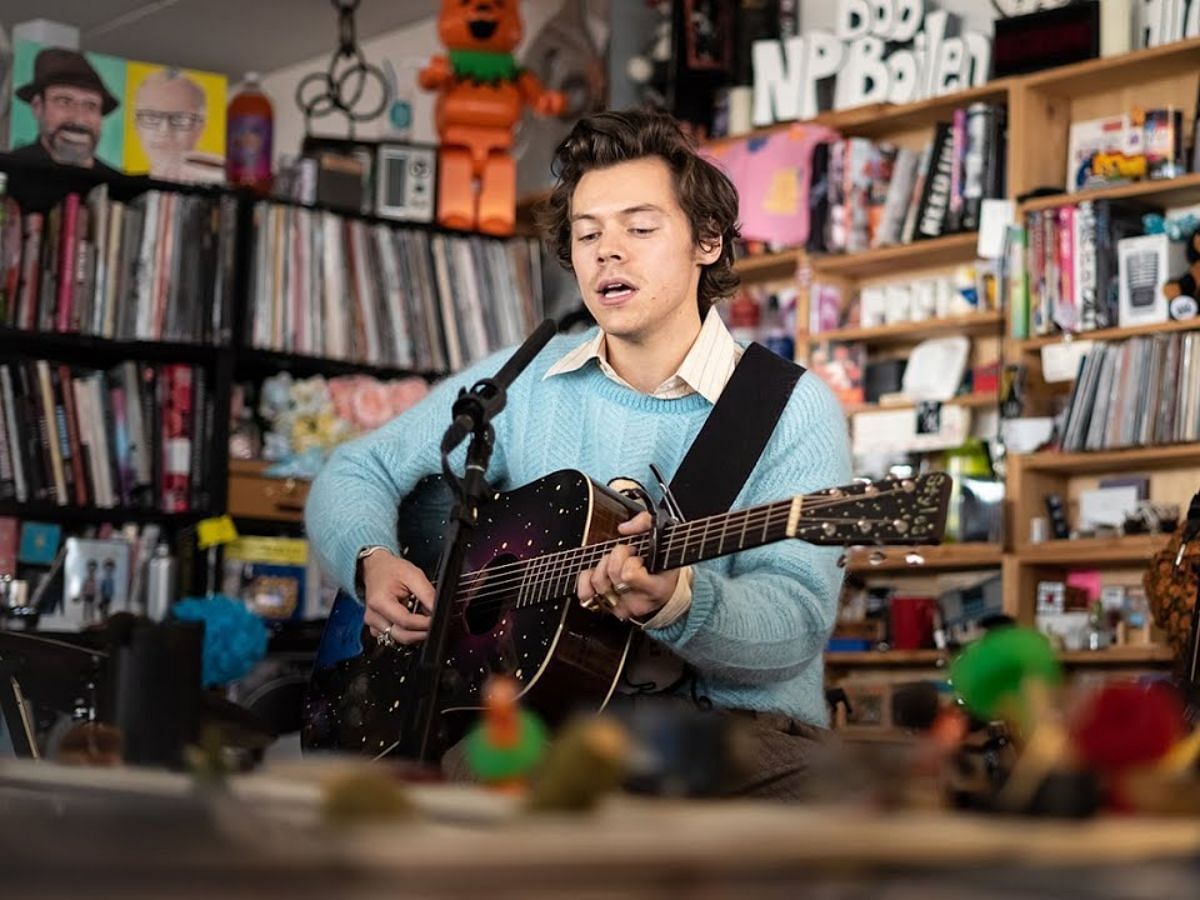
[501,499,797,611]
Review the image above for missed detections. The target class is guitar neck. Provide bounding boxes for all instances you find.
[497,473,950,611]
[650,500,799,572]
[501,500,800,610]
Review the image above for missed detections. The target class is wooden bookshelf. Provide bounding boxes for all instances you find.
[825,649,948,667]
[1014,442,1200,474]
[732,249,801,281]
[845,393,997,417]
[845,542,1003,573]
[1020,172,1200,214]
[1011,317,1200,353]
[806,310,1003,346]
[809,232,980,279]
[825,645,1174,669]
[1019,34,1200,95]
[704,78,1014,152]
[1015,533,1171,566]
[1059,646,1176,665]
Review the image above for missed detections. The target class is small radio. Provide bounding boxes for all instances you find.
[375,143,437,224]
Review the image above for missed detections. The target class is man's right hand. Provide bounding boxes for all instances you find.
[361,550,436,646]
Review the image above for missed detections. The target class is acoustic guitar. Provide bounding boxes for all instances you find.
[302,469,951,759]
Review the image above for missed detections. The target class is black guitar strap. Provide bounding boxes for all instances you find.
[621,343,805,697]
[669,342,806,519]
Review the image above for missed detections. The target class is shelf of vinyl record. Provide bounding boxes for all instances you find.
[0,181,237,346]
[246,200,546,377]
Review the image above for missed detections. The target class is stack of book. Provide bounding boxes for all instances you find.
[1019,199,1146,336]
[0,184,237,344]
[809,102,1007,254]
[249,202,545,373]
[0,359,215,513]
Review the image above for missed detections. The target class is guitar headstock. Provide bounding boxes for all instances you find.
[792,472,952,546]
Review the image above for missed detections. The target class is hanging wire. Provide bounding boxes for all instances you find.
[295,0,389,138]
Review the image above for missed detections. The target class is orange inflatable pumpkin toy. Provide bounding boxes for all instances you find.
[420,0,565,235]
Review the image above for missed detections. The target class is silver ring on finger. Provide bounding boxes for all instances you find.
[614,582,632,595]
[377,627,396,649]
[602,589,621,610]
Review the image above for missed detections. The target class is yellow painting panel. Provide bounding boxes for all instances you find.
[123,60,226,182]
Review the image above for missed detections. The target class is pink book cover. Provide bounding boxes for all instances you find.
[55,193,80,333]
[162,364,192,512]
[1057,205,1076,331]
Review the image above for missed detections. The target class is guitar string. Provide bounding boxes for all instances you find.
[437,505,794,617]
[429,505,929,618]
[454,511,908,607]
[447,480,931,593]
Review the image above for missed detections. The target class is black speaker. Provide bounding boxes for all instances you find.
[112,620,203,768]
[992,1,1100,79]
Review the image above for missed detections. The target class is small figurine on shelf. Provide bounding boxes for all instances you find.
[419,0,565,235]
[1160,225,1200,320]
[464,675,547,793]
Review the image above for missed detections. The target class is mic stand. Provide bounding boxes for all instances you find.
[412,320,557,764]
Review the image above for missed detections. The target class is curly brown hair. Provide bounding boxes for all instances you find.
[536,109,741,319]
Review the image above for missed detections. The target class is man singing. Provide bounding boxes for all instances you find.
[306,109,851,799]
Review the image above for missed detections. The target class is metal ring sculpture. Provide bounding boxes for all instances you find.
[296,0,389,136]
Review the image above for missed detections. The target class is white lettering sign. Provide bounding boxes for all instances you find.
[752,0,993,126]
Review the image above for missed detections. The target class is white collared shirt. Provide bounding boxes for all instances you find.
[544,309,743,628]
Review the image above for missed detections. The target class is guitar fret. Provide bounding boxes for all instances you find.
[738,508,750,549]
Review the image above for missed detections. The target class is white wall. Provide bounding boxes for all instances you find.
[260,0,567,167]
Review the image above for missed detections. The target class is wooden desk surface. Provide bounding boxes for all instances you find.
[3,760,1199,899]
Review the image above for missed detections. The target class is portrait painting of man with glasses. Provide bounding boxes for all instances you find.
[9,46,123,175]
[129,67,225,183]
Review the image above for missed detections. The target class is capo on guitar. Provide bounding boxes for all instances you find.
[650,463,685,525]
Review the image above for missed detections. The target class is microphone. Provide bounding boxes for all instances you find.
[443,319,557,450]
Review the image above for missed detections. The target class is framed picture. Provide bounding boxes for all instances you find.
[375,142,437,223]
[39,537,132,630]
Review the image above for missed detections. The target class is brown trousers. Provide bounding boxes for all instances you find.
[442,693,831,802]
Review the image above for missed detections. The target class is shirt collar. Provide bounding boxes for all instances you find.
[543,308,742,404]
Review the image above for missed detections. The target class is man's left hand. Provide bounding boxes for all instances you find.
[575,512,678,621]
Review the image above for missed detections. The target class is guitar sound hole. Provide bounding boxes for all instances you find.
[463,553,519,636]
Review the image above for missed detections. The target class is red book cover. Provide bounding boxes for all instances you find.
[1,198,22,326]
[56,193,80,333]
[162,363,192,512]
[0,515,17,575]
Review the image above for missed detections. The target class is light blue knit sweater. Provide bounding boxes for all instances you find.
[305,330,852,725]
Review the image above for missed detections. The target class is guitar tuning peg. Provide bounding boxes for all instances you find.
[905,551,926,566]
[836,553,847,569]
[868,550,886,566]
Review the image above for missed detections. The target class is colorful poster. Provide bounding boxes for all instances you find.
[7,41,227,185]
[123,60,226,183]
[8,41,127,174]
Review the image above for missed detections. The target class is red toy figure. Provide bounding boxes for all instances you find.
[420,0,566,235]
